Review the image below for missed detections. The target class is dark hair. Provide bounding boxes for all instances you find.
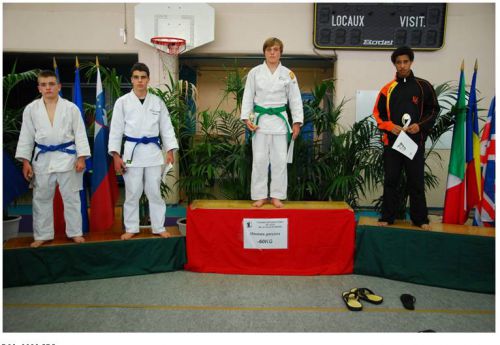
[38,70,58,79]
[263,37,284,54]
[130,62,150,77]
[391,46,414,64]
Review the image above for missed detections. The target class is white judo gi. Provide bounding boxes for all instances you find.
[15,97,91,241]
[241,62,304,200]
[108,91,179,234]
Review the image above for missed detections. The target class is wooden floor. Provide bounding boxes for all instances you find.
[358,216,495,237]
[3,226,182,250]
[190,199,352,210]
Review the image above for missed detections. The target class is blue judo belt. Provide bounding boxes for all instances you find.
[124,136,161,163]
[34,141,76,161]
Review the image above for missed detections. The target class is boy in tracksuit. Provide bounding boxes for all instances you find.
[373,46,440,229]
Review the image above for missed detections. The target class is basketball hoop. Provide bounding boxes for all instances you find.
[150,36,186,56]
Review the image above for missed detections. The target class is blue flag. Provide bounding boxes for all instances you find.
[73,57,90,233]
[53,57,63,97]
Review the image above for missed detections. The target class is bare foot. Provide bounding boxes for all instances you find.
[377,221,389,226]
[252,199,268,208]
[420,224,431,230]
[121,232,136,240]
[71,236,85,243]
[30,240,47,248]
[271,198,284,208]
[157,231,172,238]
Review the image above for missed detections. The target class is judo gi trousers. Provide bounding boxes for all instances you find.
[251,132,288,200]
[381,145,429,226]
[123,165,166,233]
[32,170,83,240]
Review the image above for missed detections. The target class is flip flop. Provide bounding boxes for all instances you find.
[400,293,416,310]
[350,288,383,304]
[342,291,362,311]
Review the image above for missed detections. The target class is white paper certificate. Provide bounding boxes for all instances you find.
[162,163,173,181]
[287,139,295,164]
[392,131,418,160]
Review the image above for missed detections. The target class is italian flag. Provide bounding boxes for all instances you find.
[443,62,468,224]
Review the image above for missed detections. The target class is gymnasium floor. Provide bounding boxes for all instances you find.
[3,270,494,332]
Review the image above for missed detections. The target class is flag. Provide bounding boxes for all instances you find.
[53,57,63,96]
[465,60,481,214]
[52,58,66,236]
[3,148,29,208]
[90,57,119,232]
[474,97,495,226]
[442,61,468,224]
[74,57,90,233]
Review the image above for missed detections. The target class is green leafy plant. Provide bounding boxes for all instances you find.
[149,72,198,203]
[287,79,382,208]
[3,62,39,157]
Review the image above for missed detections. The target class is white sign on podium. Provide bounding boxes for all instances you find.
[243,218,288,249]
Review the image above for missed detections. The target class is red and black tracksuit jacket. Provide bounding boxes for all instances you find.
[373,71,440,146]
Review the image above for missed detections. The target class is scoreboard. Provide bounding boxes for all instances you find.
[314,3,447,50]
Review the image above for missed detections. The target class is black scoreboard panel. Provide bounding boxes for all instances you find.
[314,3,447,50]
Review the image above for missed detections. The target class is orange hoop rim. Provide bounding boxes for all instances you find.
[150,36,186,55]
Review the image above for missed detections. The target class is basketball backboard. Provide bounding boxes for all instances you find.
[135,3,215,53]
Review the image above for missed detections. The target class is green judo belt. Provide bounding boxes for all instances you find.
[253,105,292,142]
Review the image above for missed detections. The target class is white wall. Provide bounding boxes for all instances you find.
[3,2,495,207]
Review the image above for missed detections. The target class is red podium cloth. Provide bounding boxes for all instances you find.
[184,201,355,275]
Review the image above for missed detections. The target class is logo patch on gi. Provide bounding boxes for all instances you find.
[289,71,295,80]
[412,96,419,105]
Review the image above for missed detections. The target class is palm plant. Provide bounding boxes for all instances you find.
[216,110,251,200]
[149,72,198,202]
[3,62,39,157]
[287,78,377,206]
[322,118,383,207]
[216,65,247,113]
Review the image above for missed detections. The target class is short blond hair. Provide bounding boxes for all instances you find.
[263,37,283,54]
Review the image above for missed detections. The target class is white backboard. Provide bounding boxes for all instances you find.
[135,3,215,53]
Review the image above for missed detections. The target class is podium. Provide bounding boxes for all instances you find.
[184,200,356,275]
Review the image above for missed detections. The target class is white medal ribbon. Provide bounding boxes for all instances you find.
[402,113,411,130]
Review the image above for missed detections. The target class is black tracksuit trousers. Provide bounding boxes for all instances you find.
[380,145,429,226]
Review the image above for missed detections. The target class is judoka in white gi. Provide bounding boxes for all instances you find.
[241,37,304,208]
[15,70,90,248]
[109,63,179,240]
